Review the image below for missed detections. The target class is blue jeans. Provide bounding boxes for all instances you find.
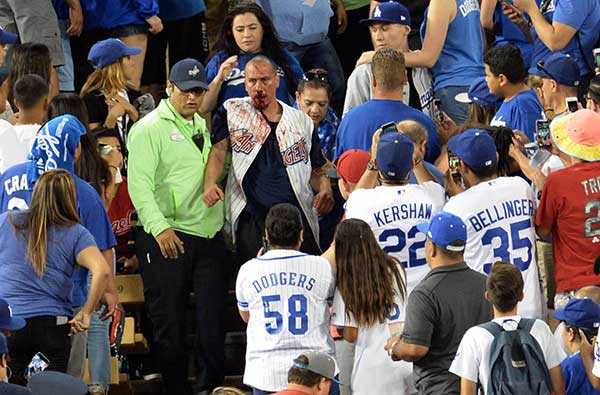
[283,38,345,115]
[253,382,340,395]
[56,19,74,91]
[86,273,111,391]
[434,85,470,125]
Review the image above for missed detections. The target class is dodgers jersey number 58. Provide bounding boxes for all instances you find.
[444,176,543,319]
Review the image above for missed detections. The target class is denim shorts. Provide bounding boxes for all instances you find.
[110,24,147,38]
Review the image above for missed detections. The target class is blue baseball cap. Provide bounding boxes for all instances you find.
[0,298,25,331]
[0,27,17,45]
[88,38,141,70]
[361,1,411,26]
[28,371,88,395]
[448,129,498,169]
[533,53,580,87]
[0,333,7,355]
[455,77,503,108]
[552,298,600,329]
[416,212,467,251]
[169,58,209,91]
[376,131,414,179]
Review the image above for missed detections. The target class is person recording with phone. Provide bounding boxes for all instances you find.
[0,332,33,394]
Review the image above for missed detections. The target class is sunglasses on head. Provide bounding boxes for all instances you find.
[302,70,329,84]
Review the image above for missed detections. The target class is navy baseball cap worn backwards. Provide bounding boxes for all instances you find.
[169,58,209,91]
[417,212,467,251]
[361,1,411,26]
[535,53,580,87]
[377,131,414,179]
[552,298,600,329]
[88,38,141,70]
[448,129,497,169]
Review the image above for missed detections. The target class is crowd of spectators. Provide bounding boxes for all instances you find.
[3,0,600,395]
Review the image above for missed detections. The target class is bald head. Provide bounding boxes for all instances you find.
[575,286,600,305]
[245,55,277,75]
[397,120,427,144]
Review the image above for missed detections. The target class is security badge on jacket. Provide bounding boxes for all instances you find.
[230,127,309,166]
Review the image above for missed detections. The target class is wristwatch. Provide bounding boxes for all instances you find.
[367,159,378,171]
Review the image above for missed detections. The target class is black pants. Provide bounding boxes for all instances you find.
[236,208,321,266]
[137,230,226,395]
[330,5,372,80]
[8,316,71,386]
[141,12,208,86]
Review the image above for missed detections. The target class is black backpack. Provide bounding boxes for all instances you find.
[480,318,554,395]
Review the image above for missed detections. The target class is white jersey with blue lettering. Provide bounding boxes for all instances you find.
[236,249,335,392]
[444,176,543,319]
[345,182,446,294]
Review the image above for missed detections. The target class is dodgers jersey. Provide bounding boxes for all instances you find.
[236,249,335,392]
[345,182,446,294]
[444,177,543,319]
[331,269,415,395]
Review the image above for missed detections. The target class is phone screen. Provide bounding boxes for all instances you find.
[381,122,397,134]
[26,352,50,380]
[433,99,443,122]
[262,237,269,254]
[594,48,600,67]
[567,97,579,113]
[535,119,550,146]
[448,152,461,178]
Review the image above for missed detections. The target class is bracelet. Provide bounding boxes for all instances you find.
[389,340,400,357]
[107,165,119,171]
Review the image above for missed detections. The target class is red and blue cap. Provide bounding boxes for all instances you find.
[361,1,411,26]
[448,129,498,170]
[376,131,414,179]
[552,298,600,329]
[417,212,467,251]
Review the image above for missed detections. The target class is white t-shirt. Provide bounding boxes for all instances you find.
[345,182,446,294]
[0,120,27,173]
[236,249,335,392]
[450,316,566,393]
[444,177,543,319]
[331,269,415,395]
[14,124,41,153]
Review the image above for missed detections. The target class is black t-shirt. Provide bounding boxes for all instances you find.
[82,88,142,139]
[212,106,326,217]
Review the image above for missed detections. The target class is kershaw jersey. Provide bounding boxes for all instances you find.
[444,177,543,319]
[236,249,335,392]
[345,182,446,294]
[331,269,415,395]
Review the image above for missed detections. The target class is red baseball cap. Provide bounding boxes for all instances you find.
[336,149,370,183]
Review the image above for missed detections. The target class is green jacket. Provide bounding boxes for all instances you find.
[127,99,224,238]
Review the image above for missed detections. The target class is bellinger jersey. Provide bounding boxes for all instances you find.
[444,177,543,319]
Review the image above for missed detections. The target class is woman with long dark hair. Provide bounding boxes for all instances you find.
[200,3,304,112]
[0,169,108,385]
[331,219,413,394]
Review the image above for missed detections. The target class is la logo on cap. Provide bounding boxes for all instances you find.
[189,65,200,77]
[374,6,382,17]
[401,15,406,21]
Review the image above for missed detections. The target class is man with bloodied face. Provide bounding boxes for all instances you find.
[204,55,333,264]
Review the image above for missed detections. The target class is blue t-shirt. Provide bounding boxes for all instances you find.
[491,89,543,141]
[0,211,96,319]
[421,0,485,90]
[408,161,445,186]
[530,0,600,75]
[492,0,533,65]
[157,0,205,21]
[0,163,116,307]
[335,99,440,163]
[561,352,600,395]
[206,50,304,110]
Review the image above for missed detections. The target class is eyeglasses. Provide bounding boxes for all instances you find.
[302,70,329,84]
[536,61,559,82]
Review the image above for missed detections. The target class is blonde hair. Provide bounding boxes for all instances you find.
[211,387,246,395]
[80,60,128,97]
[11,169,80,276]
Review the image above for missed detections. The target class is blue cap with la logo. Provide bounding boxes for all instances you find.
[169,58,209,91]
[360,1,411,26]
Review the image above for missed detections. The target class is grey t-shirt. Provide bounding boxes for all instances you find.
[402,262,493,395]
